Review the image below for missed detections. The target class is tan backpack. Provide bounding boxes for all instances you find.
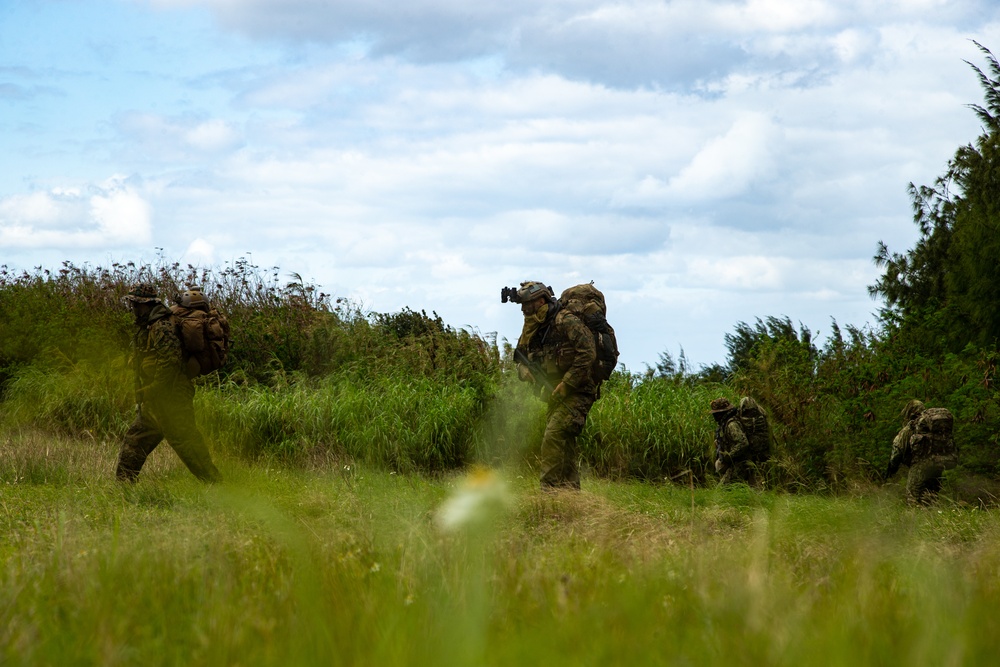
[558,282,619,382]
[170,305,231,377]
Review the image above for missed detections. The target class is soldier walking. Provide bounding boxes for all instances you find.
[513,281,597,490]
[711,396,771,486]
[885,400,957,504]
[116,284,222,483]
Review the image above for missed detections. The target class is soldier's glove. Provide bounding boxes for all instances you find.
[517,364,535,383]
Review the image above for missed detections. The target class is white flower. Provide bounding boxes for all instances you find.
[436,466,511,532]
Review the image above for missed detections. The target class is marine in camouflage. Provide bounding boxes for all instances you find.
[886,400,957,504]
[516,281,597,490]
[116,284,221,483]
[711,396,771,486]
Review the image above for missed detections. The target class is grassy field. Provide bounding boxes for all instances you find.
[2,432,1000,666]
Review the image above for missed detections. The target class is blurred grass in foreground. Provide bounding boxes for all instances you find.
[2,432,1000,666]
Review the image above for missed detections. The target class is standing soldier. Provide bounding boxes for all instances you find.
[885,400,958,504]
[116,284,222,483]
[513,281,597,490]
[711,396,771,486]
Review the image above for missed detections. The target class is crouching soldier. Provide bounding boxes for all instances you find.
[711,396,771,486]
[514,281,597,491]
[116,283,222,483]
[885,400,957,504]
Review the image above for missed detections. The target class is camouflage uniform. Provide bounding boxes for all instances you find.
[886,400,957,504]
[711,397,770,486]
[116,289,221,483]
[517,284,597,490]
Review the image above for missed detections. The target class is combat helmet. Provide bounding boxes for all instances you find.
[179,286,207,309]
[516,281,553,303]
[125,283,159,304]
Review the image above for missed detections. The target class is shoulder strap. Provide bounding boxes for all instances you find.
[534,300,561,347]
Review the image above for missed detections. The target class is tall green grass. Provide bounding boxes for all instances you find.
[200,375,490,470]
[1,356,133,438]
[1,353,732,481]
[2,432,1000,666]
[582,373,726,481]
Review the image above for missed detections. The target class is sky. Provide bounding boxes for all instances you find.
[1,0,998,372]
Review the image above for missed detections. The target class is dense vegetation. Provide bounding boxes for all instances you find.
[3,45,1000,496]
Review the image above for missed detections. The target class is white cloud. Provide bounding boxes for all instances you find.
[687,255,787,290]
[185,119,241,152]
[5,0,999,370]
[710,0,839,32]
[183,238,216,266]
[663,114,780,202]
[116,113,243,160]
[0,179,152,249]
[143,0,997,89]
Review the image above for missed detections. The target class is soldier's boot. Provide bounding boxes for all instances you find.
[116,444,151,483]
[117,411,164,482]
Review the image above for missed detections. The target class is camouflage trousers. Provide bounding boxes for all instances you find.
[116,387,221,483]
[906,453,958,505]
[539,391,595,490]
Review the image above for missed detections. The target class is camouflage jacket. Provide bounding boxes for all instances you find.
[522,306,597,396]
[888,420,917,470]
[715,417,752,464]
[715,409,770,464]
[131,303,187,402]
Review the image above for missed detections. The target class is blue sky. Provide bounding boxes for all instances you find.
[2,0,998,371]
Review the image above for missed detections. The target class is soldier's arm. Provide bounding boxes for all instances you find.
[140,318,185,395]
[885,426,911,478]
[558,315,596,392]
[721,421,751,463]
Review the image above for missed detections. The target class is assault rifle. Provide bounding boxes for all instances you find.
[513,347,555,396]
[513,347,573,408]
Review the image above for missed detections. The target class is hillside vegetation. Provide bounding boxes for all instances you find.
[3,47,1000,492]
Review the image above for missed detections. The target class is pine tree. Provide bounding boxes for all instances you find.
[870,41,1000,350]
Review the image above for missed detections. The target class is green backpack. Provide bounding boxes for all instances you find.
[910,407,955,458]
[736,397,771,456]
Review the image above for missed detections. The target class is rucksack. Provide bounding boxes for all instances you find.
[736,397,771,456]
[558,282,619,382]
[170,304,231,377]
[910,407,955,458]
